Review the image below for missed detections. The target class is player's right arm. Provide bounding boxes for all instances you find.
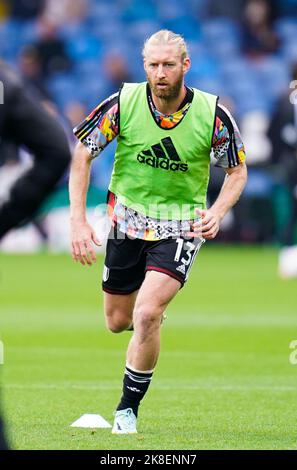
[69,142,101,266]
[69,92,119,266]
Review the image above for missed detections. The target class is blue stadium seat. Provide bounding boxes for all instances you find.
[126,20,162,43]
[282,41,297,63]
[80,78,110,110]
[0,20,21,57]
[275,0,297,16]
[86,2,121,31]
[189,56,219,80]
[21,20,39,44]
[0,0,288,126]
[59,23,89,41]
[207,38,240,59]
[192,77,224,96]
[47,74,81,108]
[66,35,102,60]
[221,62,273,114]
[235,92,271,116]
[187,0,207,17]
[220,57,253,82]
[121,0,157,22]
[187,40,205,58]
[202,18,240,45]
[275,17,297,40]
[75,59,101,78]
[243,168,275,198]
[252,58,290,99]
[157,0,187,20]
[90,20,123,42]
[163,17,202,41]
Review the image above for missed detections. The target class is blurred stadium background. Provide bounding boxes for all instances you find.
[1,0,297,451]
[0,0,296,250]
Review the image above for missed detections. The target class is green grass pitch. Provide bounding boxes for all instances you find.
[0,246,296,450]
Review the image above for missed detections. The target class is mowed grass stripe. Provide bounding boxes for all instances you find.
[1,247,296,449]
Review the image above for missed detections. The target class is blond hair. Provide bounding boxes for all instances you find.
[142,30,189,61]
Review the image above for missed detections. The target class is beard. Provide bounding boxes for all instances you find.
[147,72,184,101]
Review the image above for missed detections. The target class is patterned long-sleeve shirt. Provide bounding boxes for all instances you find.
[74,84,246,240]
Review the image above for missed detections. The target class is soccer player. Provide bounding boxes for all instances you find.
[0,61,71,448]
[0,62,71,238]
[70,30,247,434]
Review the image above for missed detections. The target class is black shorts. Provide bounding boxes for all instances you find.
[102,226,204,295]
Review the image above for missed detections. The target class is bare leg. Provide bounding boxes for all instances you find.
[127,271,181,371]
[103,290,139,333]
[111,271,181,432]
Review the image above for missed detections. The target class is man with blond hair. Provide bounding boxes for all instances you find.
[70,30,247,434]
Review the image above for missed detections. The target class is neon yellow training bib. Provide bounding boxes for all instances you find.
[109,82,217,220]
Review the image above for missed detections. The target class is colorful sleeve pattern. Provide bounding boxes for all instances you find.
[212,103,246,168]
[73,92,119,158]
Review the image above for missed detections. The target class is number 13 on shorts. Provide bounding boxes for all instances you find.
[174,237,204,280]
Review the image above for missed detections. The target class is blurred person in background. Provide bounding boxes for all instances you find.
[103,52,134,95]
[1,45,67,243]
[70,30,247,434]
[206,0,246,19]
[0,61,71,447]
[42,0,87,27]
[0,61,71,237]
[18,45,51,102]
[34,17,72,77]
[268,63,297,277]
[241,0,280,58]
[0,419,7,450]
[8,0,45,19]
[64,101,88,150]
[64,102,88,133]
[0,0,8,19]
[273,0,297,16]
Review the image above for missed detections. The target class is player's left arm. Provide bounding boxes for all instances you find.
[191,163,247,240]
[187,102,247,240]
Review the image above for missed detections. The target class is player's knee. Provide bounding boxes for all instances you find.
[105,312,132,333]
[106,319,129,333]
[134,304,162,330]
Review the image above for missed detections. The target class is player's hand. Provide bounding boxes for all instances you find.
[186,208,220,240]
[70,221,101,266]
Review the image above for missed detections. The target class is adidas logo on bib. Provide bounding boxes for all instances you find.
[137,137,188,172]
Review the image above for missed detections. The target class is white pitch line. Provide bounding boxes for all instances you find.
[3,383,297,392]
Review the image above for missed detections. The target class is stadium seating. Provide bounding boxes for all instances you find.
[0,2,295,119]
[0,0,296,238]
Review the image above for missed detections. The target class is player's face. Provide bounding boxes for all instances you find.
[144,45,190,100]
